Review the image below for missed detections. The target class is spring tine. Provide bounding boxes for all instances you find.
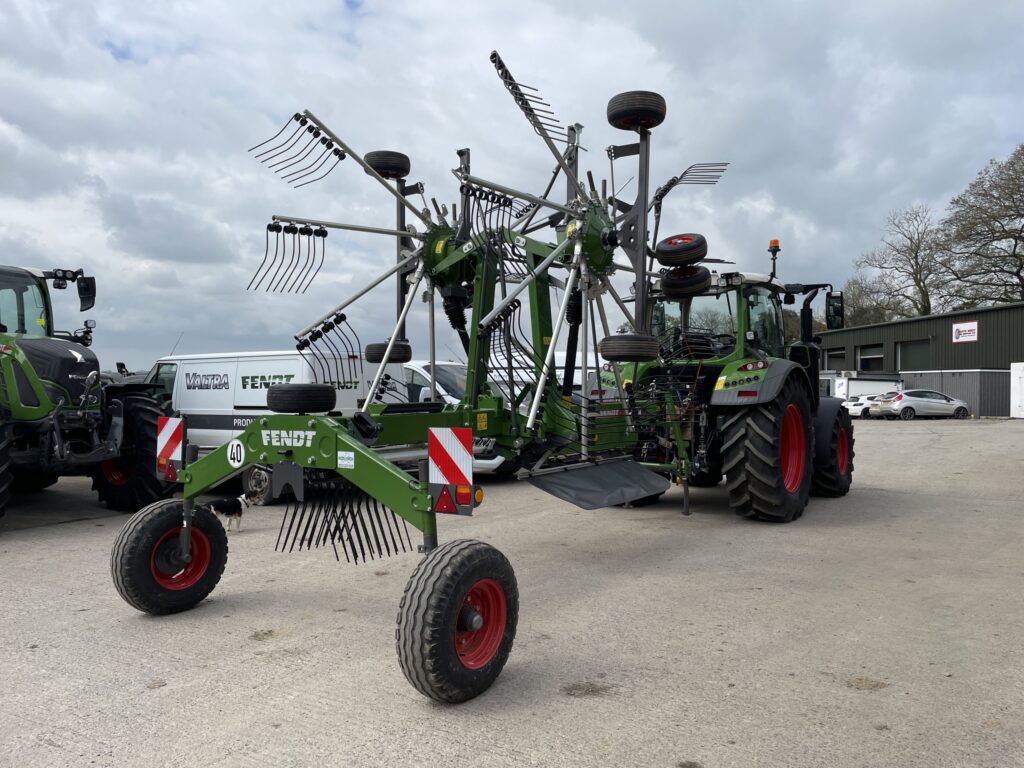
[259,122,317,165]
[250,226,282,292]
[281,142,331,181]
[299,229,326,293]
[284,147,334,186]
[264,225,293,292]
[270,228,300,292]
[357,493,382,562]
[292,229,318,293]
[283,227,313,293]
[269,131,322,171]
[314,333,340,388]
[276,495,295,551]
[364,494,388,558]
[247,224,274,291]
[278,495,301,552]
[293,152,344,189]
[249,113,303,153]
[255,121,309,162]
[372,498,398,557]
[328,320,355,382]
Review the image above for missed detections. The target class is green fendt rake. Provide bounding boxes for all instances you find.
[111,51,853,703]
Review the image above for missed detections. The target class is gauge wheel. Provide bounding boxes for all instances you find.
[111,499,228,615]
[396,539,518,703]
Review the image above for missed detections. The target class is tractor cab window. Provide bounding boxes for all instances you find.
[0,272,50,337]
[652,292,737,358]
[745,286,786,358]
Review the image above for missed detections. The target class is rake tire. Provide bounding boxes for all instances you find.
[364,150,411,180]
[396,539,518,703]
[365,341,413,365]
[111,499,228,615]
[267,383,336,414]
[599,334,660,362]
[721,376,813,522]
[655,233,708,266]
[607,91,667,131]
[662,265,712,297]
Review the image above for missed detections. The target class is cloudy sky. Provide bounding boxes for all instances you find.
[1,0,1021,370]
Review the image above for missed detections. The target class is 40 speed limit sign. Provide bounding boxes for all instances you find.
[226,439,246,468]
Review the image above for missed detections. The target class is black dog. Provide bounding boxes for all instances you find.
[207,492,258,532]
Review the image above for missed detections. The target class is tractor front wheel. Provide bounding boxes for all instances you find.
[396,539,518,703]
[111,499,228,615]
[722,376,814,522]
[811,407,855,497]
[91,394,174,512]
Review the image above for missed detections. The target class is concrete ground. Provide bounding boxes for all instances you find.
[1,419,1022,768]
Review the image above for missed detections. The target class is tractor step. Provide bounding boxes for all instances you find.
[525,459,671,510]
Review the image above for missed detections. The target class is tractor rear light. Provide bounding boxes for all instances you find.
[737,390,758,397]
[737,361,768,372]
[455,485,472,506]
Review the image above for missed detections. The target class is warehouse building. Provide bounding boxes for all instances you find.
[818,302,1024,417]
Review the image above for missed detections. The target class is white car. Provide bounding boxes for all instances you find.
[844,392,899,419]
[869,390,971,421]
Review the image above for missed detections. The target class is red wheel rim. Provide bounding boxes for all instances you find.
[837,428,849,474]
[454,578,507,670]
[150,528,211,590]
[667,235,695,246]
[101,460,132,487]
[780,404,806,493]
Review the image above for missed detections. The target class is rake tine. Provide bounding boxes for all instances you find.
[319,326,346,388]
[265,225,295,292]
[291,229,318,293]
[254,122,306,162]
[277,495,300,552]
[299,228,328,293]
[335,318,360,382]
[247,223,275,291]
[258,122,314,165]
[250,226,283,292]
[249,113,303,154]
[280,226,312,293]
[285,227,315,293]
[293,152,344,189]
[355,493,381,562]
[268,132,323,171]
[363,494,388,558]
[372,498,398,557]
[283,146,334,185]
[280,141,331,180]
[270,228,300,293]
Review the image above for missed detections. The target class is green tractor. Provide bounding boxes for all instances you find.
[0,266,172,518]
[603,238,853,522]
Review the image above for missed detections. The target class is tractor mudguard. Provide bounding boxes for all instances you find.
[710,358,811,407]
[812,396,845,470]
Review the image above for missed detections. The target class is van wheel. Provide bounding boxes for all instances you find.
[242,466,275,506]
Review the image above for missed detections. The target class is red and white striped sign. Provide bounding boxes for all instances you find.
[157,416,184,464]
[428,427,473,486]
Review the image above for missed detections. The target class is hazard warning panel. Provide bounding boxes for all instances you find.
[156,416,184,481]
[428,427,475,515]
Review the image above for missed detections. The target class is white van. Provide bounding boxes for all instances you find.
[141,350,404,501]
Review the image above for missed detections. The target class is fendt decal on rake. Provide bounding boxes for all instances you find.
[111,51,854,703]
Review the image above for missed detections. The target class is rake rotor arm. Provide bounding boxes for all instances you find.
[458,172,574,216]
[302,109,430,227]
[271,214,422,241]
[295,247,422,337]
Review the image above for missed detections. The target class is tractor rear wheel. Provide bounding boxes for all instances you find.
[0,424,10,518]
[396,539,518,703]
[811,407,854,497]
[722,376,814,522]
[365,341,413,364]
[91,394,175,512]
[111,499,228,615]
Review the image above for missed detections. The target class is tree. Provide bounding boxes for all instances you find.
[856,205,947,317]
[942,143,1024,304]
[839,270,907,327]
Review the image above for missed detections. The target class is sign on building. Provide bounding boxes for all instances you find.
[952,320,978,344]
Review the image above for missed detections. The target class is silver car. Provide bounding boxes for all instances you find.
[870,389,970,420]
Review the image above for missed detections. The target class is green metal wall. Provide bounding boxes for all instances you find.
[820,302,1024,373]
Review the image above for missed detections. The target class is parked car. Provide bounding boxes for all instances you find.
[869,390,970,421]
[844,391,899,418]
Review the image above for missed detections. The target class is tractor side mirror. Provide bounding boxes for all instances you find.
[783,293,795,305]
[825,291,845,330]
[77,276,97,312]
